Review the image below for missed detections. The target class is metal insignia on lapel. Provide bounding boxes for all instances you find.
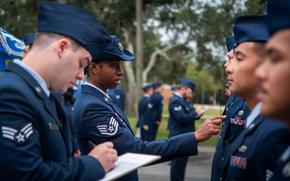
[282,162,290,177]
[104,97,109,102]
[238,110,244,115]
[239,145,247,153]
[35,86,42,94]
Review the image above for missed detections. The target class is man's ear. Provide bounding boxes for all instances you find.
[89,63,99,74]
[55,38,70,58]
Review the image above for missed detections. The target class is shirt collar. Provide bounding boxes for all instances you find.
[13,60,50,96]
[84,81,110,99]
[245,102,262,128]
[174,92,183,99]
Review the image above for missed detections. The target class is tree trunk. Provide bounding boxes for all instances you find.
[134,0,144,116]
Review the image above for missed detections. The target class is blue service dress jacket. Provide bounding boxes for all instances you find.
[0,62,105,181]
[108,85,125,111]
[151,92,163,140]
[152,92,163,122]
[220,115,289,181]
[137,95,155,141]
[270,145,290,181]
[168,93,198,136]
[74,84,198,181]
[211,96,250,181]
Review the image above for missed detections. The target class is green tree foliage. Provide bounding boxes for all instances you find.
[186,63,221,103]
[0,0,266,105]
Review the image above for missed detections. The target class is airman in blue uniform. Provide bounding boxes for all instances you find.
[138,84,156,141]
[256,0,290,180]
[0,2,118,180]
[211,36,250,181]
[108,84,126,111]
[168,78,204,181]
[151,82,163,140]
[74,35,223,180]
[22,32,36,56]
[220,15,289,181]
[0,28,24,71]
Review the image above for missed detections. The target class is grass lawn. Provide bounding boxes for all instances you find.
[128,105,221,147]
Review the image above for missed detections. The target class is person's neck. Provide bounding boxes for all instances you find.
[22,52,51,88]
[144,93,151,97]
[87,79,107,92]
[176,90,185,99]
[244,94,260,110]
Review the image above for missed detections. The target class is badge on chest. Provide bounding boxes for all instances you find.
[230,156,247,169]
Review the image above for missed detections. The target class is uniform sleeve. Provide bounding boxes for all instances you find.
[81,102,198,162]
[255,128,290,181]
[137,132,198,163]
[0,87,105,181]
[169,99,196,125]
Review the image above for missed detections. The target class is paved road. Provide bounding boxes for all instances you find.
[138,146,215,181]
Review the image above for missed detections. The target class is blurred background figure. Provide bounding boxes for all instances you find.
[151,82,163,140]
[168,78,203,181]
[0,27,24,71]
[22,32,35,56]
[137,84,154,140]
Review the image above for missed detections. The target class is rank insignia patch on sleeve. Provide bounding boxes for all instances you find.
[97,117,119,136]
[174,105,182,111]
[1,123,34,144]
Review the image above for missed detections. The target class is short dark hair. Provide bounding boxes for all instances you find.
[252,42,266,58]
[32,32,80,51]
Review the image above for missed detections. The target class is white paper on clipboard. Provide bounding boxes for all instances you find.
[99,153,161,181]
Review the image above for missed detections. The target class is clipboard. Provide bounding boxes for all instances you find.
[100,153,161,181]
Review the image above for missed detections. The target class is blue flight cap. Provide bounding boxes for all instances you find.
[179,78,196,91]
[37,2,110,60]
[226,36,235,52]
[233,15,269,45]
[143,84,153,92]
[267,0,290,35]
[23,33,36,46]
[152,82,162,89]
[95,35,135,62]
[171,85,178,91]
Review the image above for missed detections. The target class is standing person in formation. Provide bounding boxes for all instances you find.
[220,15,289,181]
[138,84,155,141]
[74,35,224,180]
[256,0,290,180]
[0,2,118,181]
[0,28,24,71]
[168,78,205,181]
[211,35,250,181]
[151,82,163,140]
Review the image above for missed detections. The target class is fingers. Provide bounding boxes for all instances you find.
[102,141,114,148]
[210,115,226,120]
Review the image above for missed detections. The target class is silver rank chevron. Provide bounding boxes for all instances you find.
[1,123,33,144]
[97,117,119,136]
